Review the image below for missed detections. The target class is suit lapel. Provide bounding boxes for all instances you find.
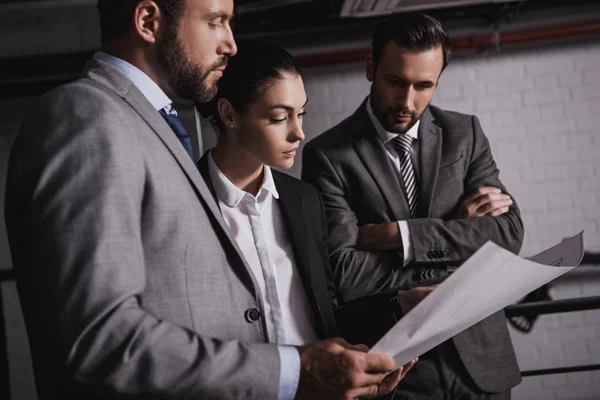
[352,101,411,220]
[418,107,443,218]
[84,60,255,280]
[273,174,313,290]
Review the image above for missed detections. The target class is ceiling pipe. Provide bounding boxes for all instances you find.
[294,18,600,68]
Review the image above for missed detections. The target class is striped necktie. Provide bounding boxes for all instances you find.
[391,134,418,218]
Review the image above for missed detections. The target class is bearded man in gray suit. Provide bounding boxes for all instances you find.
[4,1,413,399]
[302,13,524,400]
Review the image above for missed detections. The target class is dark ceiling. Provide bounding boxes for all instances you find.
[1,0,599,98]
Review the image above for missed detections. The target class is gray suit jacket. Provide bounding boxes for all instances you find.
[6,59,283,399]
[302,99,523,393]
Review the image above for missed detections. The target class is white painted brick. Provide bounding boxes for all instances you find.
[492,110,517,124]
[572,86,600,102]
[525,55,574,75]
[439,64,477,84]
[579,177,600,191]
[516,107,542,123]
[525,89,566,106]
[437,83,463,101]
[583,68,600,86]
[573,192,599,207]
[486,80,513,96]
[546,193,573,210]
[554,383,600,400]
[583,311,600,326]
[475,93,523,112]
[536,209,585,226]
[567,135,595,149]
[544,165,570,180]
[540,104,565,121]
[583,205,600,221]
[541,374,569,389]
[436,99,476,114]
[575,52,600,71]
[534,74,560,91]
[558,312,585,328]
[509,76,535,93]
[528,120,574,137]
[460,82,486,99]
[478,59,525,80]
[560,71,585,87]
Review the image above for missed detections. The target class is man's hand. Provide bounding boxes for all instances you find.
[393,284,439,316]
[453,187,513,219]
[357,222,402,251]
[295,338,417,400]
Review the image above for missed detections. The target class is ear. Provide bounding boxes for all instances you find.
[217,98,238,129]
[365,53,374,82]
[133,0,163,44]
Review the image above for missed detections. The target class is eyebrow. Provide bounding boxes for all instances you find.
[206,11,233,20]
[268,97,309,111]
[384,74,435,85]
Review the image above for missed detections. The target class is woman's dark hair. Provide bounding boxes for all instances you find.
[372,12,451,72]
[97,0,185,43]
[196,40,301,130]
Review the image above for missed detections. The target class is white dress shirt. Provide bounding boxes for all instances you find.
[208,152,319,399]
[95,52,302,399]
[366,97,420,267]
[94,52,172,113]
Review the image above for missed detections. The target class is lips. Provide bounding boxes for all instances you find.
[283,148,298,157]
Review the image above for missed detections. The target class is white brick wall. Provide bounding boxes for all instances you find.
[295,41,600,399]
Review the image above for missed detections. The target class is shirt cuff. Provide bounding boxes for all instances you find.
[397,220,413,267]
[277,345,301,400]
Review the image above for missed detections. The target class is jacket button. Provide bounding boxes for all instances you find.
[245,308,261,323]
[443,250,450,257]
[427,251,434,259]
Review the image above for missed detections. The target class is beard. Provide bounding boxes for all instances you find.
[156,24,227,103]
[370,84,422,134]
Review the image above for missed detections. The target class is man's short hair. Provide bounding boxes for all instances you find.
[372,13,452,72]
[97,0,186,42]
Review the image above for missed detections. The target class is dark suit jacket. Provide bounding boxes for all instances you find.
[198,153,338,340]
[302,99,523,393]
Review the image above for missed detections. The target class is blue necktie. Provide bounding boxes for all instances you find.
[159,108,194,160]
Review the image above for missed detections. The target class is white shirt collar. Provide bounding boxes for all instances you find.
[93,51,172,112]
[207,150,279,209]
[366,96,420,145]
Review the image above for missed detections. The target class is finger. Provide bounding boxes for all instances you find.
[351,344,370,352]
[346,368,389,389]
[377,368,403,395]
[487,206,510,217]
[478,198,512,214]
[464,186,501,203]
[348,383,380,399]
[472,193,511,210]
[363,352,396,372]
[400,358,418,378]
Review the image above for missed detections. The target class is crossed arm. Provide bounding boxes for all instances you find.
[302,117,524,303]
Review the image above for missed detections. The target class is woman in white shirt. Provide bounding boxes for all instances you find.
[196,40,416,399]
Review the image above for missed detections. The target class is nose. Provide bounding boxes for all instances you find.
[221,24,237,57]
[398,85,415,110]
[289,123,305,142]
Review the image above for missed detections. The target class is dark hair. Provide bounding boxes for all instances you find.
[197,40,300,130]
[372,12,451,72]
[97,0,185,42]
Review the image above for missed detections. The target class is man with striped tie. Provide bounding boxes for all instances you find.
[302,12,524,400]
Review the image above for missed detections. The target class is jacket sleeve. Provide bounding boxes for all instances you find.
[407,115,524,263]
[302,141,415,303]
